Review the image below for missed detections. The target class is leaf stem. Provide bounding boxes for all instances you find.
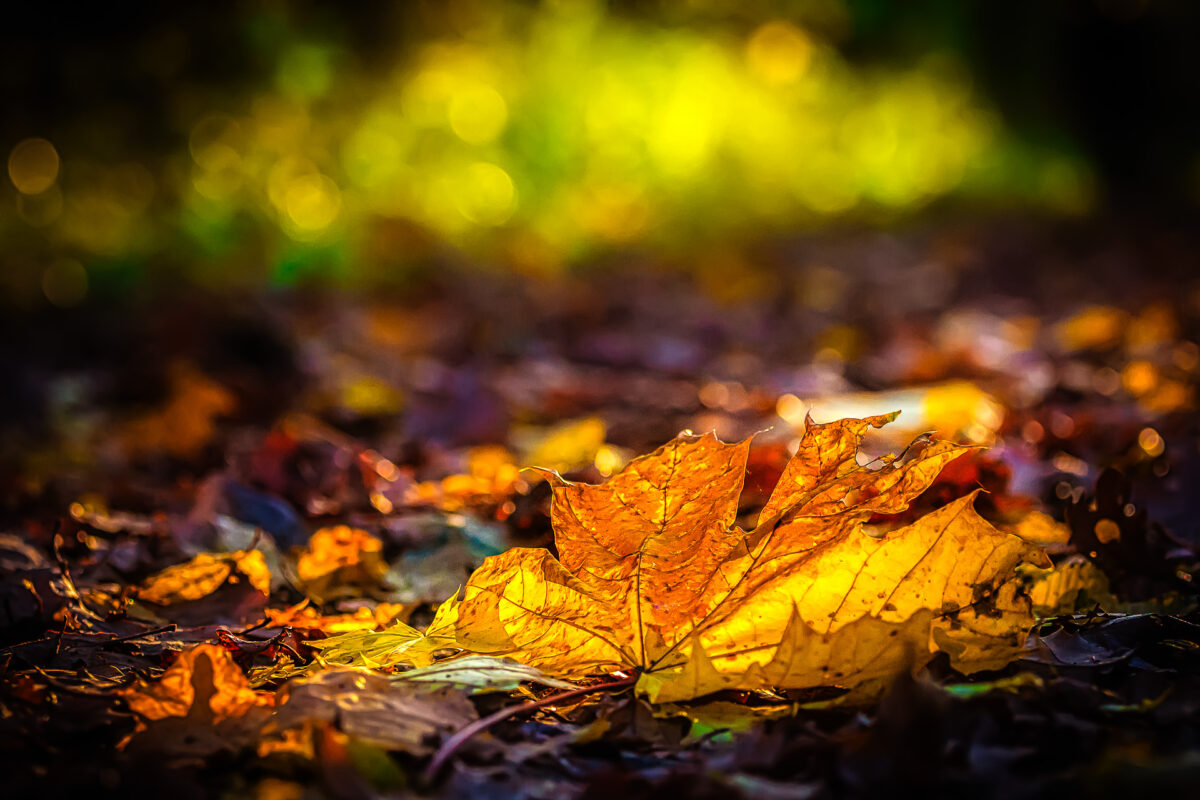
[423,674,637,783]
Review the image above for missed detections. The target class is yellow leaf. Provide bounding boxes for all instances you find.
[297,525,385,582]
[1004,509,1071,546]
[137,549,271,605]
[1023,556,1115,616]
[309,593,460,670]
[404,446,520,511]
[234,549,273,596]
[517,416,607,476]
[265,601,409,634]
[453,414,1047,701]
[779,383,1004,445]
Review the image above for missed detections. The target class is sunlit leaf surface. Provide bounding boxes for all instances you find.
[119,644,269,723]
[137,549,271,605]
[309,594,460,670]
[452,414,1048,700]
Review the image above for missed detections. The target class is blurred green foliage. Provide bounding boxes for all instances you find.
[2,0,1095,305]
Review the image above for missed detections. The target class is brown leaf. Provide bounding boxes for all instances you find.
[263,669,476,756]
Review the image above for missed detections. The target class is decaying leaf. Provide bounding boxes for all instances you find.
[1023,557,1116,616]
[136,549,271,605]
[452,413,1048,701]
[262,669,476,756]
[392,654,578,693]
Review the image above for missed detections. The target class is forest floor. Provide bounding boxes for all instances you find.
[3,218,1200,799]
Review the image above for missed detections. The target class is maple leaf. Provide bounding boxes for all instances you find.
[452,413,1049,701]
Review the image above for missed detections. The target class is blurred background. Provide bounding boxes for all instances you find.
[5,0,1200,296]
[2,0,1199,550]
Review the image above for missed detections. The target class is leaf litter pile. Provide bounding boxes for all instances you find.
[4,226,1200,798]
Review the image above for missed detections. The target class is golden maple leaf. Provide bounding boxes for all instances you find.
[452,413,1049,702]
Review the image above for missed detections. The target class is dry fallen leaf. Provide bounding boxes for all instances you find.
[1023,557,1116,616]
[120,643,270,723]
[308,594,460,670]
[136,549,271,605]
[392,654,578,693]
[452,413,1048,701]
[1003,509,1072,547]
[117,361,236,460]
[405,445,521,511]
[265,600,410,635]
[262,669,476,756]
[296,525,388,602]
[119,644,274,757]
[516,416,608,476]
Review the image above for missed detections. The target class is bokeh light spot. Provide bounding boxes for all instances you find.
[1093,519,1121,544]
[1121,360,1158,396]
[1138,427,1165,457]
[746,21,813,84]
[189,115,243,170]
[8,138,60,195]
[448,84,509,144]
[17,185,63,227]
[285,173,342,233]
[277,44,334,100]
[344,124,405,189]
[457,162,516,226]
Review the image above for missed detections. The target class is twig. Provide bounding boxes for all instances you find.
[423,674,637,783]
[104,623,177,645]
[32,666,120,697]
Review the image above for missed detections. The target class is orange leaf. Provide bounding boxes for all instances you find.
[120,644,269,723]
[295,526,387,602]
[452,413,1048,701]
